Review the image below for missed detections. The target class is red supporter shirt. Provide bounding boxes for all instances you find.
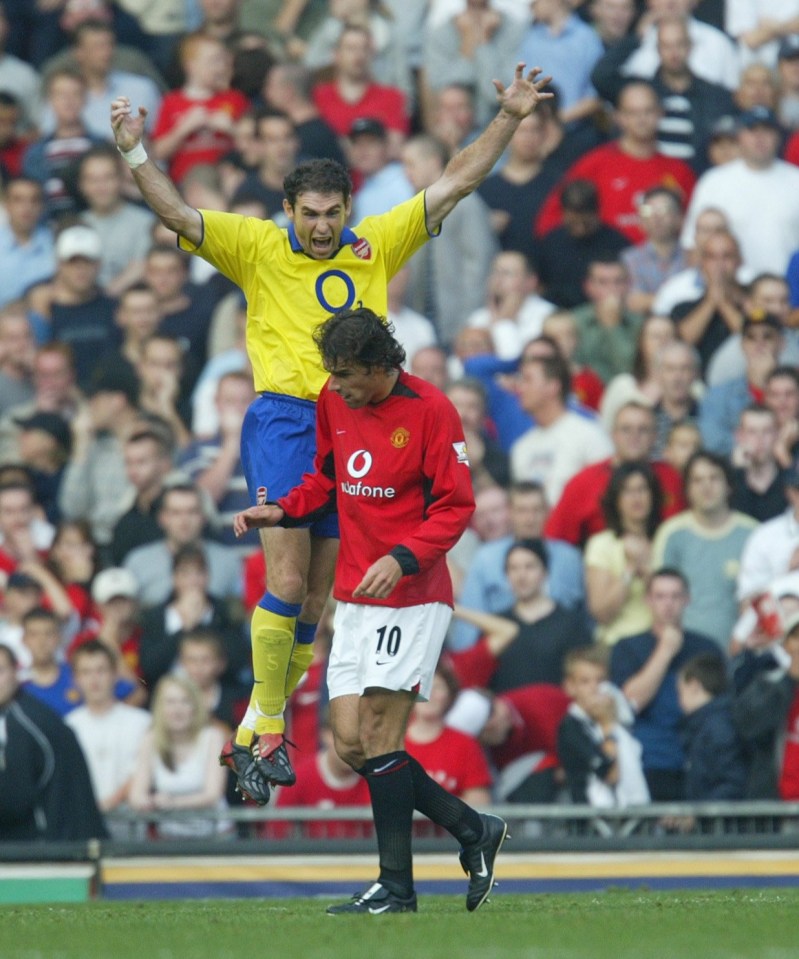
[278,372,475,608]
[544,457,685,547]
[286,658,324,757]
[535,143,697,244]
[265,752,372,839]
[243,549,266,613]
[785,131,799,169]
[67,624,143,678]
[312,82,409,138]
[779,687,799,800]
[0,136,30,177]
[405,726,492,797]
[572,366,605,412]
[152,88,250,183]
[490,684,570,772]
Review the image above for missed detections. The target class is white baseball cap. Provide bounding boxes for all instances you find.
[56,225,102,262]
[91,567,139,604]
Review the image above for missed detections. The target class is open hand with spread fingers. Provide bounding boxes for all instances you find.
[493,63,554,119]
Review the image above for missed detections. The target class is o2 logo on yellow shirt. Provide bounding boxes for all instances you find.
[316,270,356,313]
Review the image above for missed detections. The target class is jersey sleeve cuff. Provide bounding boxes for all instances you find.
[390,546,420,576]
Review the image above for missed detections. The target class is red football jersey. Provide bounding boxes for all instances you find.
[490,684,571,772]
[406,726,492,797]
[151,88,250,183]
[278,372,475,608]
[265,752,372,839]
[535,143,697,243]
[312,82,409,138]
[544,457,685,547]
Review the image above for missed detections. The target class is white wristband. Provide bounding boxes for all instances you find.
[118,142,148,169]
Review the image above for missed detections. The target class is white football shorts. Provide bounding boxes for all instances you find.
[327,601,452,702]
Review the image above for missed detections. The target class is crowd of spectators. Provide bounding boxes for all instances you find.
[4,0,799,840]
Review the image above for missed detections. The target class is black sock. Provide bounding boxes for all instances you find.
[407,754,483,846]
[364,751,415,897]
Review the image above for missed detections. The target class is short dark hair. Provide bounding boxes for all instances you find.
[70,638,117,670]
[172,542,208,572]
[254,105,294,132]
[520,353,572,403]
[126,428,173,459]
[601,461,662,538]
[647,566,689,594]
[561,179,599,214]
[314,306,406,372]
[179,626,226,661]
[683,449,734,497]
[679,652,727,697]
[5,175,43,197]
[77,142,121,176]
[22,606,60,629]
[283,159,352,207]
[509,480,546,500]
[504,537,548,571]
[767,365,799,388]
[641,185,683,211]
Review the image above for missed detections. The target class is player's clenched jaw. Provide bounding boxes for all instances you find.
[283,190,352,260]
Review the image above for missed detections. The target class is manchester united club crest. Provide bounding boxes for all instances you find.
[391,427,410,448]
[352,238,372,260]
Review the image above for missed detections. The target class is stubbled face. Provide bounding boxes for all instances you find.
[284,191,351,260]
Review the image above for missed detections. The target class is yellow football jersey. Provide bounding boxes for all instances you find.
[179,191,431,401]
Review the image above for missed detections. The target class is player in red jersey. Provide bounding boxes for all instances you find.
[235,307,508,915]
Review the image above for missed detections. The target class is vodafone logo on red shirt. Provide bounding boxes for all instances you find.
[340,449,396,498]
[347,450,372,477]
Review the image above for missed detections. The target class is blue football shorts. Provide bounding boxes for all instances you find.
[240,391,339,538]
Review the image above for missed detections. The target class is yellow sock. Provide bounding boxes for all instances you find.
[235,709,257,748]
[284,642,315,699]
[250,604,296,735]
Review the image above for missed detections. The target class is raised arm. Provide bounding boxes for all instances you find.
[110,96,203,246]
[424,63,553,233]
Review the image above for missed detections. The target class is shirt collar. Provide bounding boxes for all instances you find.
[287,223,359,255]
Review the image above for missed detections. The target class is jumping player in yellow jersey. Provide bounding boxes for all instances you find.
[110,63,553,805]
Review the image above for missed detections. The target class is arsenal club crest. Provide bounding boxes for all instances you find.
[352,238,372,260]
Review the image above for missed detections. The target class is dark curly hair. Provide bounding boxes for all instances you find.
[601,461,662,539]
[314,306,406,372]
[283,158,352,207]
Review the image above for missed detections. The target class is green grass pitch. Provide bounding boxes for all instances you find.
[4,890,799,959]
